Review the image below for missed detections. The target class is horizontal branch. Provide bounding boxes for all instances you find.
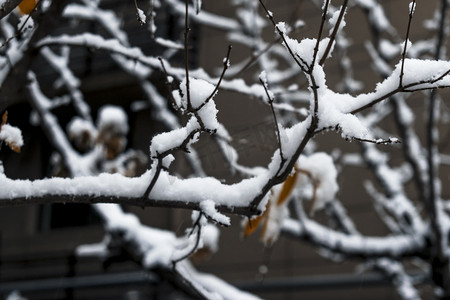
[0,171,265,217]
[36,33,268,99]
[0,190,258,217]
[282,218,427,259]
[164,0,240,32]
[347,59,450,114]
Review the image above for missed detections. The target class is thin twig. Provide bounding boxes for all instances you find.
[430,67,450,84]
[158,57,179,110]
[234,37,281,77]
[399,0,415,88]
[310,0,330,70]
[184,0,192,110]
[259,77,285,165]
[197,45,232,111]
[143,158,163,199]
[189,212,203,235]
[354,65,450,113]
[172,213,203,264]
[403,85,450,93]
[258,0,308,73]
[319,0,348,66]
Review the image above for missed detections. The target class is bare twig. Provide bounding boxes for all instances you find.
[399,0,415,88]
[319,0,348,66]
[158,57,179,110]
[172,213,203,264]
[143,158,163,199]
[311,0,330,69]
[259,76,285,165]
[189,212,203,236]
[234,36,281,76]
[258,0,308,73]
[184,0,192,110]
[196,45,232,111]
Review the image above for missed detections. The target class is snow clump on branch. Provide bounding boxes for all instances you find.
[97,105,129,135]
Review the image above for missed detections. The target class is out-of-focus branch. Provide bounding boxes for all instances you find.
[282,217,427,259]
[426,0,450,296]
[0,0,22,20]
[0,0,69,110]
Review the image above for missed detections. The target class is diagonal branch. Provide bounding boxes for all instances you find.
[399,0,416,88]
[311,0,330,69]
[0,0,22,21]
[258,0,308,73]
[319,0,348,66]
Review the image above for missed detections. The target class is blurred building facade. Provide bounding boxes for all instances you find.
[0,0,445,299]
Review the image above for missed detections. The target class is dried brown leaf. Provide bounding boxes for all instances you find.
[243,210,267,238]
[18,0,37,15]
[6,141,21,153]
[1,111,7,129]
[276,167,298,205]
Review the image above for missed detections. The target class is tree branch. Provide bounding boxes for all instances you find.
[0,192,257,217]
[0,0,22,21]
[282,217,427,259]
[319,0,348,66]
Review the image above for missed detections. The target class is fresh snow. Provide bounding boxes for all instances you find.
[298,153,338,212]
[97,105,129,134]
[0,124,24,148]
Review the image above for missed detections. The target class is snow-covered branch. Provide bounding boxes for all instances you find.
[3,0,450,298]
[282,216,426,259]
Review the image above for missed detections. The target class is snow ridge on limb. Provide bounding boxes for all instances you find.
[4,0,448,225]
[2,0,450,297]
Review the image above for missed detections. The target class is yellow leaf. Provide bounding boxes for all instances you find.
[243,210,267,238]
[276,168,298,205]
[243,165,299,239]
[18,0,37,15]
